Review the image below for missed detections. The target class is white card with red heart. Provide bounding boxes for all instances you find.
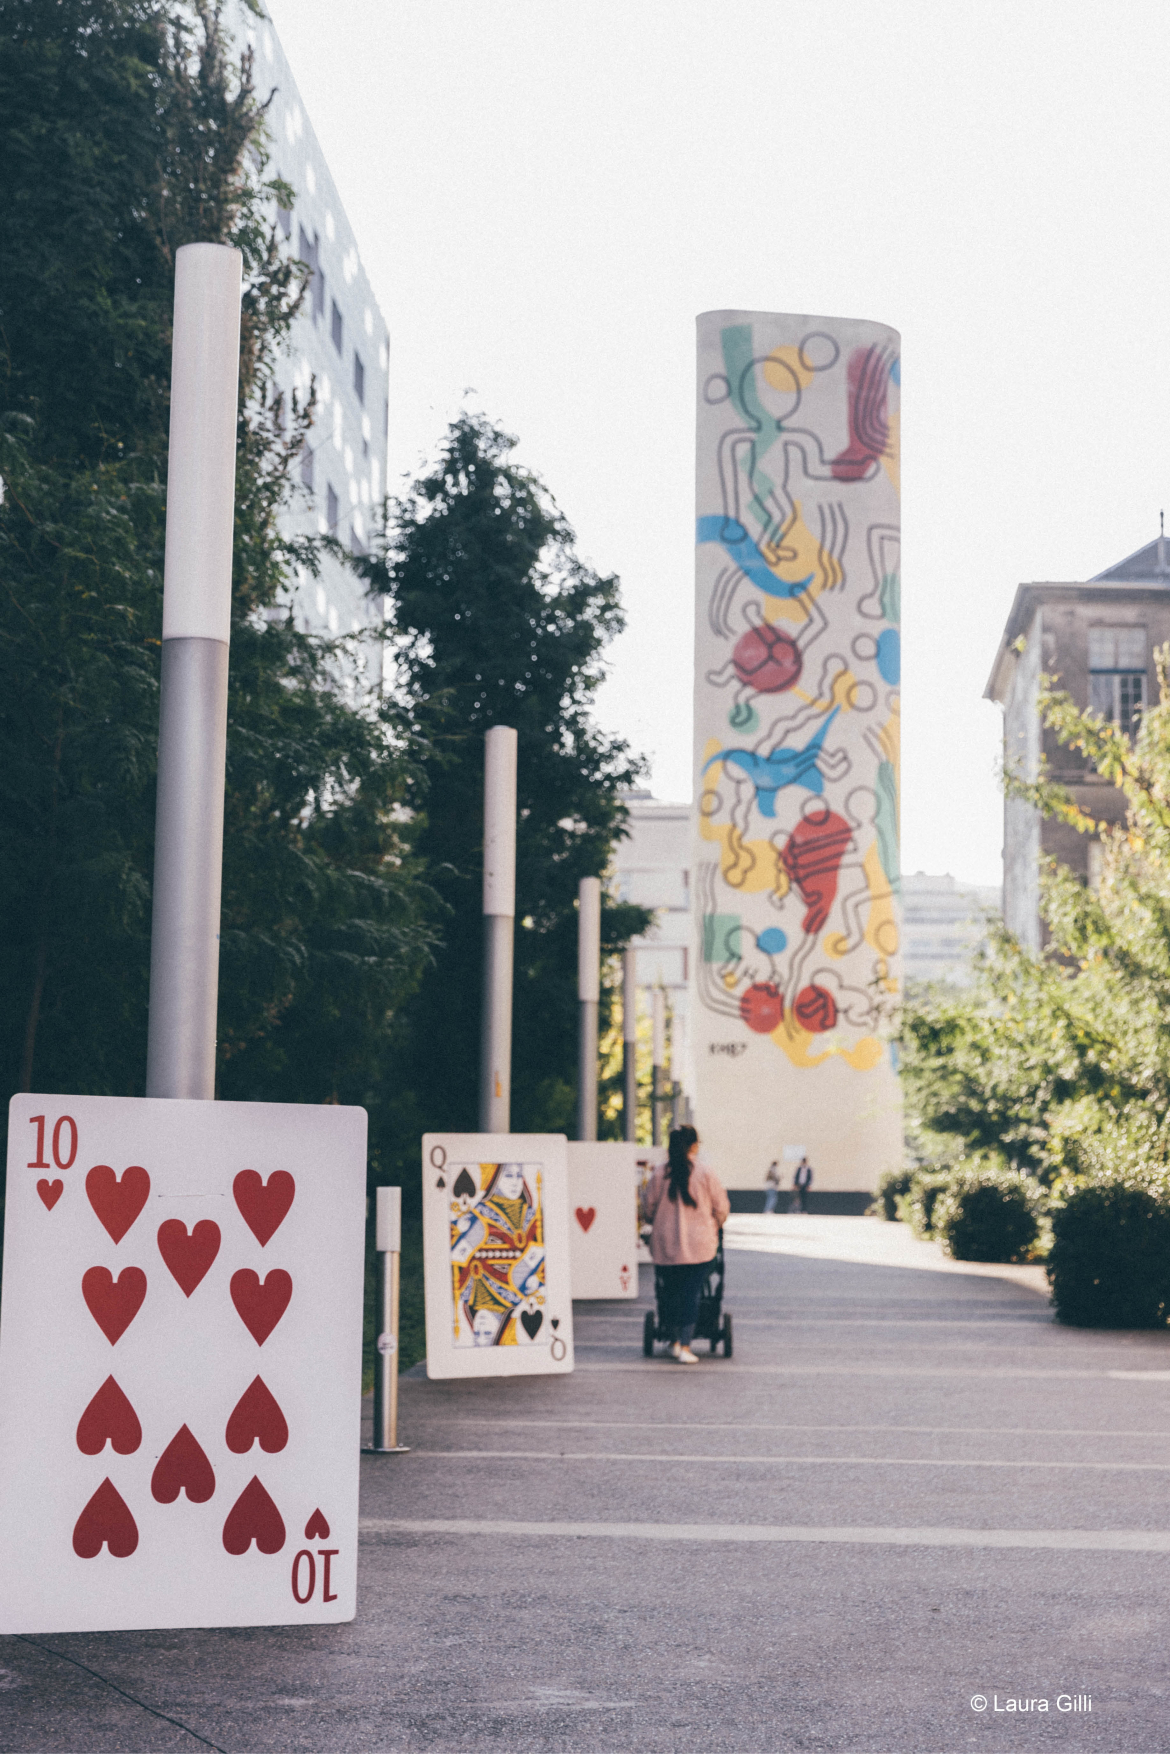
[566,1144,639,1299]
[422,1134,573,1379]
[0,1092,366,1634]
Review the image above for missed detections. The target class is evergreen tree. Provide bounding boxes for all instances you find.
[366,414,649,1152]
[0,0,434,1163]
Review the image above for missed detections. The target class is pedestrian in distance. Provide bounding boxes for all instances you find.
[642,1124,731,1363]
[763,1159,781,1214]
[792,1153,813,1213]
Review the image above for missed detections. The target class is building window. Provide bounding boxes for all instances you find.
[353,351,365,405]
[326,483,339,531]
[1089,626,1146,735]
[300,443,314,491]
[298,226,325,322]
[331,300,343,354]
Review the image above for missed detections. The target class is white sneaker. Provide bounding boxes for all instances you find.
[669,1341,682,1360]
[676,1346,700,1364]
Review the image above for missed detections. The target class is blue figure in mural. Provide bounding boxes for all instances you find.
[696,515,813,600]
[704,708,845,818]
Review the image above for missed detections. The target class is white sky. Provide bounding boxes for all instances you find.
[267,0,1170,888]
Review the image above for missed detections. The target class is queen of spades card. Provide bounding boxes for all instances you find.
[450,1162,547,1348]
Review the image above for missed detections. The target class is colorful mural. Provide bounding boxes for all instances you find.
[692,312,902,1188]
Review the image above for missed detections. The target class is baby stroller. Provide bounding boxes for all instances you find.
[642,1232,733,1357]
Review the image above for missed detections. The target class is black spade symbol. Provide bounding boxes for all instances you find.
[452,1168,476,1200]
[550,1318,560,1330]
[520,1308,543,1340]
[436,1176,446,1189]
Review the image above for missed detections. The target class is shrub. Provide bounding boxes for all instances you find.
[906,1171,954,1239]
[933,1166,1043,1262]
[1048,1179,1170,1327]
[873,1168,914,1221]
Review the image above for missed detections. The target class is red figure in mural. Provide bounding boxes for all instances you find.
[780,808,853,936]
[831,344,892,482]
[732,623,802,694]
[794,984,839,1034]
[740,982,784,1034]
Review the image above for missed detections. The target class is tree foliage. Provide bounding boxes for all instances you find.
[0,0,434,1156]
[364,413,650,1152]
[901,652,1170,1181]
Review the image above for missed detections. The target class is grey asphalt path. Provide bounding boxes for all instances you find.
[5,1228,1170,1752]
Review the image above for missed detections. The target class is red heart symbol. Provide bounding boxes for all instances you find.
[151,1423,216,1505]
[72,1477,139,1558]
[575,1206,596,1233]
[157,1219,220,1296]
[37,1179,63,1211]
[225,1376,288,1454]
[86,1164,150,1244]
[82,1265,147,1344]
[76,1376,142,1456]
[222,1476,286,1555]
[304,1508,330,1540]
[233,1170,295,1247]
[230,1269,293,1345]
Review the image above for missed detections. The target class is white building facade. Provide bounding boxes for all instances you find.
[228,4,388,678]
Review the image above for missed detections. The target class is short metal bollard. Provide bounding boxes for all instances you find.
[367,1185,409,1454]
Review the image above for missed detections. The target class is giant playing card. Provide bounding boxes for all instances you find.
[422,1134,573,1379]
[0,1094,366,1633]
[566,1144,639,1300]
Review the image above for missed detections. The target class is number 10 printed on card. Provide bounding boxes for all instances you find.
[422,1134,574,1379]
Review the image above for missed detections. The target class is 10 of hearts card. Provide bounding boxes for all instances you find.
[0,1093,367,1633]
[422,1134,573,1380]
[566,1143,640,1300]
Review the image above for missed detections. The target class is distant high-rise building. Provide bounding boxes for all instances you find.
[901,873,1001,986]
[986,533,1170,949]
[226,3,388,679]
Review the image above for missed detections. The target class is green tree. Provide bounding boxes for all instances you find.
[364,413,649,1158]
[901,652,1170,1182]
[0,0,434,1163]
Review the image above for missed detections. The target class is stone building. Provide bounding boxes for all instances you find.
[986,534,1170,948]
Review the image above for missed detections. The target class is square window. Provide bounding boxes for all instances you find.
[326,483,339,530]
[353,352,365,404]
[331,300,343,354]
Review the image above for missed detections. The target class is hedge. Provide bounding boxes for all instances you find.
[932,1166,1042,1263]
[1048,1179,1170,1327]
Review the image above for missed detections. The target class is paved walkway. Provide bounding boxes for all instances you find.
[5,1218,1170,1751]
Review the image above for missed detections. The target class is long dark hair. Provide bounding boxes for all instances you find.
[666,1125,699,1207]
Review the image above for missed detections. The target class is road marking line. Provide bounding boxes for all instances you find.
[404,1447,1170,1472]
[571,1362,1161,1378]
[359,1517,1170,1553]
[423,1417,1170,1438]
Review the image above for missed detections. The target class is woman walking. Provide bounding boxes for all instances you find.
[643,1125,731,1363]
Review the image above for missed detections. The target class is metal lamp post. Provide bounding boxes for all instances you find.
[146,243,242,1100]
[622,948,637,1142]
[480,726,517,1132]
[577,877,600,1141]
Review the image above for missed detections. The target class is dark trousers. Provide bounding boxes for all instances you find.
[657,1260,712,1345]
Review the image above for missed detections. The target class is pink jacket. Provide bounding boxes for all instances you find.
[643,1160,731,1265]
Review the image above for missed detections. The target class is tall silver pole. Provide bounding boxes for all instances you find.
[480,726,517,1132]
[622,948,637,1142]
[370,1186,408,1454]
[146,244,242,1100]
[651,985,666,1147]
[577,877,600,1141]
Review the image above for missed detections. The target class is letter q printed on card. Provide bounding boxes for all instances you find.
[0,1093,367,1633]
[422,1134,574,1379]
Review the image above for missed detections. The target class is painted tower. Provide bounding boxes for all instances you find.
[692,311,901,1196]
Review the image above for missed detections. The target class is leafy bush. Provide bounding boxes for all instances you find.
[906,1171,954,1239]
[873,1168,914,1221]
[1048,1179,1170,1327]
[933,1166,1043,1262]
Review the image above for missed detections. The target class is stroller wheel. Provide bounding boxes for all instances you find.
[722,1312,733,1358]
[643,1309,655,1358]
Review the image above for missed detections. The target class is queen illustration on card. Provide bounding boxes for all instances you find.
[449,1162,547,1347]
